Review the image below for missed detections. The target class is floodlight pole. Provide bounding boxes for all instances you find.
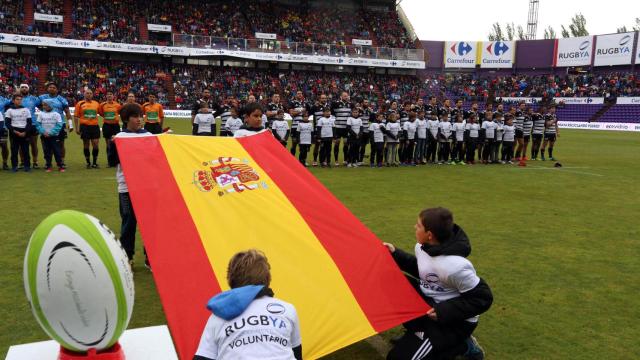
[526,0,540,40]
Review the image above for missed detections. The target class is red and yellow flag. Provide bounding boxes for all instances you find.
[115,132,429,359]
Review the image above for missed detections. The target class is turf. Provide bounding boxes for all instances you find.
[1,119,638,359]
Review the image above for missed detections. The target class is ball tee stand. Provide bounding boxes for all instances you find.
[58,343,125,360]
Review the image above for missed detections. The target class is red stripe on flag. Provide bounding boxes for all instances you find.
[115,136,221,360]
[238,133,429,332]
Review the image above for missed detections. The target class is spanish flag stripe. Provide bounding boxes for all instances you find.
[115,135,222,360]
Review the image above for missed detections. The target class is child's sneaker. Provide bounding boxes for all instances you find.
[59,167,66,173]
[463,336,485,360]
[312,161,318,167]
[550,157,556,161]
[2,163,8,171]
[508,160,514,164]
[347,163,352,168]
[45,167,52,173]
[32,162,39,169]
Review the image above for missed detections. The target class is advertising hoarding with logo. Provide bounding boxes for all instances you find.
[444,41,477,68]
[480,41,515,68]
[593,32,634,66]
[554,35,593,67]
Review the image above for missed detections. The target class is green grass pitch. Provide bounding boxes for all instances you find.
[1,119,638,359]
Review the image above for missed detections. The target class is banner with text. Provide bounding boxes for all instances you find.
[0,33,425,69]
[444,41,477,68]
[352,39,373,46]
[34,13,63,23]
[255,32,277,40]
[559,121,640,132]
[593,32,634,66]
[480,41,515,68]
[554,36,593,67]
[616,97,640,104]
[554,97,604,105]
[147,24,172,33]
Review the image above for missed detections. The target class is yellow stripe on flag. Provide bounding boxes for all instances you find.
[157,135,376,359]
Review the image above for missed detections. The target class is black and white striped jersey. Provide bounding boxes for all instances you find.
[544,113,557,134]
[523,114,534,135]
[532,113,545,134]
[360,107,373,133]
[331,100,352,129]
[514,110,525,130]
[289,99,306,130]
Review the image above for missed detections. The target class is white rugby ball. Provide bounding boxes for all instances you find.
[24,210,134,352]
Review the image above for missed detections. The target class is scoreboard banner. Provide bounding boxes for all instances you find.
[0,33,425,69]
[593,32,635,66]
[480,41,515,68]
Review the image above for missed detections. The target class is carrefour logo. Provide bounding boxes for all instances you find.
[486,41,509,56]
[450,42,473,56]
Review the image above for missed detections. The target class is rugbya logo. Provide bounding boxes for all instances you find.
[487,41,509,56]
[596,35,632,56]
[451,42,473,56]
[579,40,590,51]
[559,40,590,60]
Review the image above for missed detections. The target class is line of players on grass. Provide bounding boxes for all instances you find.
[192,90,560,168]
[0,83,165,172]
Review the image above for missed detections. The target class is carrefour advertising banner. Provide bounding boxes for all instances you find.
[594,32,635,66]
[444,41,477,68]
[480,41,515,68]
[554,35,593,67]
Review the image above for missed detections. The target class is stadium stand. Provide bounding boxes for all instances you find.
[0,0,24,34]
[69,0,141,43]
[0,53,40,90]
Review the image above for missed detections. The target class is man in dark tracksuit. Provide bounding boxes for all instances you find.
[384,208,492,360]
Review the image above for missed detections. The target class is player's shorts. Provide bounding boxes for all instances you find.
[532,133,543,141]
[28,127,39,137]
[544,133,557,141]
[102,123,121,139]
[522,134,531,142]
[80,125,101,140]
[334,128,348,139]
[58,128,67,141]
[515,129,524,139]
[144,122,162,134]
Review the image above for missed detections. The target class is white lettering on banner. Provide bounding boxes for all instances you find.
[0,33,425,69]
[593,32,634,66]
[558,121,640,132]
[444,41,477,68]
[352,39,373,46]
[480,41,514,68]
[255,32,277,40]
[34,13,63,23]
[554,97,604,105]
[555,36,593,67]
[616,97,640,105]
[147,24,172,32]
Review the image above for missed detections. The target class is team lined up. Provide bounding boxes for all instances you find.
[0,83,166,172]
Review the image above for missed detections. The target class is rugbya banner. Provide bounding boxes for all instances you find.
[444,41,477,68]
[480,41,515,68]
[554,35,593,67]
[593,32,635,66]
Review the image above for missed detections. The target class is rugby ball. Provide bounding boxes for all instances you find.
[23,210,134,352]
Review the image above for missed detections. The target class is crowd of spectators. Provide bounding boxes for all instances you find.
[0,0,24,34]
[34,0,63,15]
[45,57,169,105]
[0,54,39,93]
[69,0,140,43]
[365,10,414,49]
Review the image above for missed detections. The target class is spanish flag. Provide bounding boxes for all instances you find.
[115,132,429,359]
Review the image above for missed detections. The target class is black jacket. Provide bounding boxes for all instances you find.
[391,224,493,324]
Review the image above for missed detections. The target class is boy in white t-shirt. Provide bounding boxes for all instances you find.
[369,113,385,168]
[437,113,453,165]
[383,207,492,360]
[195,250,302,360]
[452,114,466,165]
[224,107,244,136]
[193,102,216,136]
[315,107,335,167]
[271,109,290,147]
[384,112,401,167]
[346,108,363,167]
[414,109,428,165]
[296,110,313,166]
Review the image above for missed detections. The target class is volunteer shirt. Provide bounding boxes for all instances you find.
[272,119,289,140]
[385,122,401,143]
[142,102,164,123]
[369,123,385,142]
[427,119,440,138]
[403,120,418,140]
[416,119,428,139]
[225,117,244,135]
[346,116,363,135]
[316,116,335,138]
[482,120,497,139]
[452,122,466,142]
[39,94,70,122]
[75,100,101,126]
[502,124,516,142]
[438,121,452,141]
[297,122,313,145]
[195,297,301,360]
[194,113,215,133]
[5,107,32,130]
[35,111,63,136]
[115,131,154,193]
[414,243,481,323]
[465,123,480,138]
[99,101,122,124]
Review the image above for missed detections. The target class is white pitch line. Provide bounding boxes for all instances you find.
[516,166,604,177]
